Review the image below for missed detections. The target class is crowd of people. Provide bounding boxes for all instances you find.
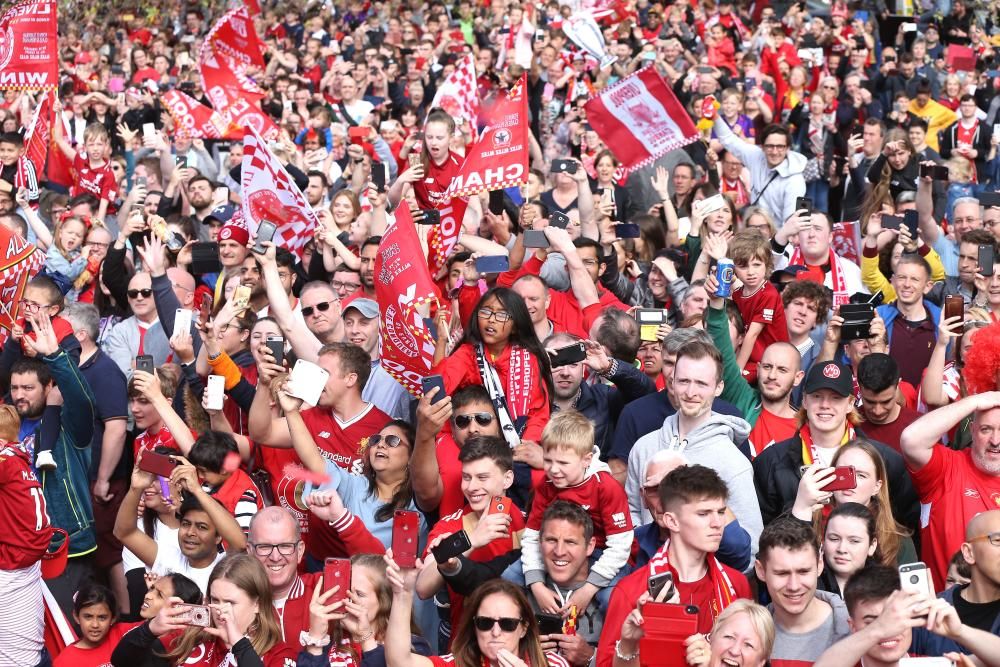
[2,0,1000,666]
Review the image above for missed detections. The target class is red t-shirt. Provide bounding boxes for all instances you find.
[53,622,140,667]
[435,433,465,517]
[734,282,789,364]
[71,152,118,205]
[165,637,298,667]
[858,407,922,454]
[413,151,463,209]
[910,447,1000,589]
[431,652,570,667]
[748,409,798,459]
[133,425,186,459]
[0,444,53,570]
[526,472,632,548]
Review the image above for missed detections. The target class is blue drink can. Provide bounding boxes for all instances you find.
[715,258,735,297]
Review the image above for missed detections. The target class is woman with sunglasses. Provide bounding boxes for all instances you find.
[385,553,569,667]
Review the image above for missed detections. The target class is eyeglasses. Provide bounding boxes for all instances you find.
[369,434,406,448]
[332,280,361,292]
[249,541,301,557]
[302,301,336,318]
[473,616,522,632]
[19,299,47,312]
[763,143,788,151]
[968,531,1000,547]
[127,288,153,299]
[478,308,511,323]
[454,413,495,429]
[87,239,110,248]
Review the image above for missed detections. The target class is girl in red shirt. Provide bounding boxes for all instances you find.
[54,583,139,667]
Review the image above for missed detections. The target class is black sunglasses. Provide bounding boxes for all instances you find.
[301,301,335,318]
[369,434,406,448]
[454,413,494,429]
[473,616,522,632]
[127,288,153,299]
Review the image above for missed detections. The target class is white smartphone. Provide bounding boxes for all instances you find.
[899,562,934,600]
[695,194,727,217]
[289,359,329,407]
[994,123,1000,142]
[173,308,192,340]
[677,216,692,239]
[899,659,953,667]
[206,375,225,411]
[142,123,156,141]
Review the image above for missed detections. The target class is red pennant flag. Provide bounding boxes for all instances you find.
[198,49,277,140]
[23,90,52,178]
[0,225,44,347]
[161,89,240,140]
[375,207,439,397]
[203,6,264,70]
[444,74,530,199]
[241,127,319,258]
[584,66,698,174]
[0,0,58,91]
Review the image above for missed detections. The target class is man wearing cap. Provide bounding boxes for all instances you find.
[342,298,410,420]
[202,203,236,242]
[218,221,250,272]
[752,359,919,533]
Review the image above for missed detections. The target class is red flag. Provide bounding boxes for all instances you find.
[0,225,44,347]
[0,0,58,91]
[23,90,52,177]
[375,206,439,397]
[444,75,530,198]
[584,66,698,173]
[243,0,261,15]
[241,127,319,258]
[426,196,468,278]
[203,6,264,70]
[198,49,277,140]
[161,89,240,140]
[428,54,479,127]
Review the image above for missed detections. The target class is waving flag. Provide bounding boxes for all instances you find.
[428,54,479,126]
[241,127,318,257]
[375,206,439,397]
[0,0,58,90]
[161,89,240,140]
[23,90,52,177]
[0,224,44,347]
[203,6,264,70]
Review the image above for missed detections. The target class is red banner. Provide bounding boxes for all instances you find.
[584,66,698,173]
[204,6,264,70]
[0,0,58,90]
[0,225,44,344]
[198,49,277,140]
[444,74,529,198]
[23,90,52,177]
[161,89,240,140]
[427,196,468,277]
[375,206,439,397]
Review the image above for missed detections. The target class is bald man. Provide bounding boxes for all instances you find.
[633,450,752,572]
[136,234,204,357]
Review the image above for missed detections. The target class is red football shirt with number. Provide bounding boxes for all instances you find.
[413,151,463,209]
[0,444,53,570]
[71,152,119,205]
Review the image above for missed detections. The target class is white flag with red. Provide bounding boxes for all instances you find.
[241,127,318,258]
[428,54,479,126]
[24,90,52,178]
[584,66,698,173]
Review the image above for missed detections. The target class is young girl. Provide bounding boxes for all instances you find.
[44,214,90,294]
[55,583,137,666]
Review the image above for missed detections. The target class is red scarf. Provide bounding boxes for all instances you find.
[800,423,855,465]
[647,539,736,621]
[789,247,850,306]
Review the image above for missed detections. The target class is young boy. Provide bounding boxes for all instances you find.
[0,132,39,206]
[187,430,264,534]
[53,116,118,220]
[729,230,789,383]
[523,411,633,615]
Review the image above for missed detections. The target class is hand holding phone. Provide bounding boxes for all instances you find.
[324,558,351,604]
[392,510,420,568]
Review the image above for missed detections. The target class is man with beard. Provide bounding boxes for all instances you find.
[545,332,655,460]
[247,247,299,318]
[345,237,379,306]
[900,391,1000,589]
[341,298,410,420]
[183,175,217,240]
[304,171,328,208]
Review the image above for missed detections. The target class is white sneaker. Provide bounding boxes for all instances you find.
[35,449,56,471]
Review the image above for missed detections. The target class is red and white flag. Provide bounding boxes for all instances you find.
[0,224,44,346]
[428,54,479,126]
[241,127,318,258]
[23,90,52,177]
[375,206,439,397]
[426,196,468,278]
[0,0,58,90]
[444,75,529,198]
[584,66,698,173]
[198,48,277,140]
[203,6,264,70]
[161,89,240,140]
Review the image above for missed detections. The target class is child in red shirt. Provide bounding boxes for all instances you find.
[54,583,139,667]
[52,102,118,220]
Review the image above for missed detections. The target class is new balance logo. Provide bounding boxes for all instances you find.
[318,431,331,438]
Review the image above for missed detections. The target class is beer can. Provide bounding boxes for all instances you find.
[715,258,735,297]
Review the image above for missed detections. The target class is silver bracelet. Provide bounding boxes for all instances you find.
[299,630,330,648]
[615,640,638,661]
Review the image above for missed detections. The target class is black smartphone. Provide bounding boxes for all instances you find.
[979,191,1000,208]
[615,223,641,238]
[795,196,813,212]
[550,159,578,175]
[475,255,509,274]
[648,571,675,600]
[265,336,284,365]
[902,210,919,237]
[839,304,875,341]
[488,190,504,216]
[416,209,441,225]
[175,155,188,168]
[420,374,447,403]
[190,242,223,274]
[549,211,570,229]
[548,342,587,368]
[372,163,386,193]
[979,244,994,276]
[537,613,563,636]
[431,530,471,562]
[253,220,278,255]
[423,317,438,341]
[135,354,154,374]
[523,229,549,248]
[919,163,949,180]
[881,215,903,231]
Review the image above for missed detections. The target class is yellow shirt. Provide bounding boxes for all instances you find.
[908,99,957,152]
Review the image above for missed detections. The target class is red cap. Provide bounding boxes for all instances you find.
[218,222,250,246]
[74,51,93,65]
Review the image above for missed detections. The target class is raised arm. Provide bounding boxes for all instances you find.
[901,392,1000,471]
[410,391,451,512]
[134,370,197,455]
[384,555,434,667]
[171,456,247,551]
[113,460,161,567]
[258,242,323,362]
[276,388,328,475]
[246,360,292,448]
[916,165,940,244]
[547,226,598,308]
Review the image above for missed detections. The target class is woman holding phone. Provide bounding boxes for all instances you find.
[110,574,204,667]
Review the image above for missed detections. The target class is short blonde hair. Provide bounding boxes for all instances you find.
[710,599,775,659]
[0,404,20,443]
[541,411,594,458]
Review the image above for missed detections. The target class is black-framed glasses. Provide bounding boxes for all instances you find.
[332,280,361,292]
[249,541,301,556]
[478,308,511,323]
[127,288,153,299]
[369,434,406,448]
[763,143,788,151]
[302,301,336,318]
[454,413,494,429]
[473,616,522,632]
[968,531,1000,547]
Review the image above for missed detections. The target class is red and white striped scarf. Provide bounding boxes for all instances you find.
[647,539,737,621]
[789,247,850,307]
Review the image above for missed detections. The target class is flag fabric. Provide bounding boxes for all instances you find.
[426,196,468,278]
[428,54,479,126]
[23,90,52,177]
[444,74,529,198]
[375,206,439,397]
[202,6,264,70]
[161,89,240,140]
[584,66,698,173]
[241,127,318,258]
[0,225,44,347]
[0,0,58,91]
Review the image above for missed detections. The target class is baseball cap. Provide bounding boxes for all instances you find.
[803,361,854,397]
[218,222,250,246]
[770,265,809,284]
[74,52,93,65]
[205,204,236,225]
[344,298,379,319]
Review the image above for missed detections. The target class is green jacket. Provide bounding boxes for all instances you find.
[705,304,763,427]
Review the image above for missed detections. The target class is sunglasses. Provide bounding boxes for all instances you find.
[301,301,336,318]
[369,434,406,448]
[454,413,494,429]
[127,288,153,299]
[473,616,522,633]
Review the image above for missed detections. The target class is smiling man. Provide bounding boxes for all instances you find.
[342,298,410,420]
[875,255,938,387]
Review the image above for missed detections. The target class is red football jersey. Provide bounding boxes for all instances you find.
[133,425,186,459]
[163,637,298,667]
[0,444,53,570]
[413,151,463,209]
[526,471,632,548]
[71,152,119,205]
[734,282,789,363]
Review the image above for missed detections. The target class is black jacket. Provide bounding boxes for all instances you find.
[751,430,920,537]
[939,119,994,184]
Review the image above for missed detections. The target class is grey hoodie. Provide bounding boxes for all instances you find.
[626,411,762,558]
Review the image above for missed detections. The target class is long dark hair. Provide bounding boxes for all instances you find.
[451,579,547,667]
[461,287,554,398]
[366,419,416,522]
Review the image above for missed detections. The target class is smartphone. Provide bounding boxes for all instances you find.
[265,336,285,365]
[537,612,564,636]
[550,159,578,175]
[135,354,154,375]
[523,229,549,249]
[175,603,212,627]
[200,295,213,325]
[488,496,512,515]
[839,304,875,341]
[392,509,420,567]
[173,308,192,338]
[639,604,700,667]
[289,360,330,406]
[217,186,230,203]
[252,220,278,255]
[348,126,367,144]
[488,190,505,216]
[323,557,351,604]
[548,342,587,368]
[881,214,904,231]
[175,155,188,169]
[231,285,252,311]
[475,255,510,274]
[979,244,994,276]
[420,374,447,404]
[920,163,949,180]
[190,242,223,274]
[636,308,668,342]
[944,295,964,325]
[431,530,472,562]
[137,450,178,477]
[142,123,156,141]
[648,572,675,601]
[601,187,616,207]
[549,211,570,229]
[416,209,441,225]
[372,163,386,193]
[408,152,422,169]
[615,223,641,238]
[899,562,934,602]
[423,316,439,341]
[206,374,225,411]
[695,194,727,217]
[902,210,919,237]
[820,466,857,492]
[795,196,813,212]
[898,659,955,667]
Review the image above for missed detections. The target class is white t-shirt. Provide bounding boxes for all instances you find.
[152,543,225,593]
[122,517,178,573]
